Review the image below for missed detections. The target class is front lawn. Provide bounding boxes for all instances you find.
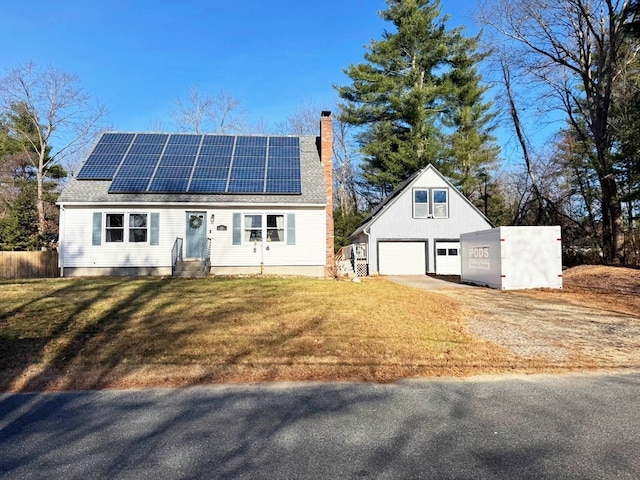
[0,276,517,391]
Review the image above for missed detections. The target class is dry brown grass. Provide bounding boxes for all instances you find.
[517,265,640,316]
[1,276,518,392]
[2,266,636,392]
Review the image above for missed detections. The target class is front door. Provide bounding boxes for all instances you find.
[186,211,207,258]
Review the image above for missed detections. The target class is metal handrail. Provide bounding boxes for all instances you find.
[201,238,212,272]
[171,237,183,275]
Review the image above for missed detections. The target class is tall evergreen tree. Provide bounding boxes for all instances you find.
[336,0,498,201]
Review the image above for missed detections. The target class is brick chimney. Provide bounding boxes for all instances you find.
[320,111,334,277]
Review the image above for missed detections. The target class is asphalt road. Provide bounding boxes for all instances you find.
[1,372,639,479]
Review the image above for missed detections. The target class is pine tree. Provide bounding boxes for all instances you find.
[336,0,498,200]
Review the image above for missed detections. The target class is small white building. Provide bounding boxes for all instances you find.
[460,226,563,290]
[57,113,335,277]
[348,164,493,276]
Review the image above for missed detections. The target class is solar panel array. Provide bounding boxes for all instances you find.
[76,133,302,194]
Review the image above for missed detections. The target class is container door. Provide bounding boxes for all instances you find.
[186,211,207,258]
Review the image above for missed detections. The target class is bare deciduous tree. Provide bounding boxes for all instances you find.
[277,99,361,213]
[479,0,638,263]
[171,85,245,133]
[0,62,107,242]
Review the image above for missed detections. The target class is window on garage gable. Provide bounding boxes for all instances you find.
[413,189,429,218]
[413,188,449,218]
[432,189,448,218]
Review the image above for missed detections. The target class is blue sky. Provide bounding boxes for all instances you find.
[0,0,480,134]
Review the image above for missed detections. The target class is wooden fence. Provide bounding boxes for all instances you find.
[0,251,59,279]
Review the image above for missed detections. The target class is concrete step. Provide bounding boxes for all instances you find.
[173,260,211,278]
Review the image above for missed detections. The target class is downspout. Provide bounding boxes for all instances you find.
[363,224,371,275]
[59,205,65,277]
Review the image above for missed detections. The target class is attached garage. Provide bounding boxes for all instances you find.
[435,241,461,275]
[378,241,427,275]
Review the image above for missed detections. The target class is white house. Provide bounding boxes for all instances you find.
[348,164,492,276]
[57,112,335,277]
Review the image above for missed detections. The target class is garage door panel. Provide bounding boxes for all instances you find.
[379,242,426,275]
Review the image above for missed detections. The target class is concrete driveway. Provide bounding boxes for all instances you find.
[385,274,471,290]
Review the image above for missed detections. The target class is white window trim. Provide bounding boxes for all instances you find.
[413,188,430,218]
[104,212,150,244]
[413,188,449,219]
[242,213,287,244]
[432,188,449,219]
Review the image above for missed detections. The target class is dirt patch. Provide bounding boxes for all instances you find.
[434,265,640,371]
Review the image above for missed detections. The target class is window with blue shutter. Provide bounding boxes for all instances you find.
[287,213,295,245]
[92,212,102,245]
[150,213,159,245]
[232,213,241,245]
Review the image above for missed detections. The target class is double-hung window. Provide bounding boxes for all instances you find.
[244,214,263,242]
[129,213,148,242]
[266,214,285,242]
[105,213,148,243]
[105,214,124,242]
[236,213,289,244]
[432,189,448,218]
[413,188,449,218]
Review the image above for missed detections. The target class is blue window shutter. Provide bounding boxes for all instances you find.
[150,213,159,245]
[232,213,241,245]
[287,213,296,245]
[92,212,102,246]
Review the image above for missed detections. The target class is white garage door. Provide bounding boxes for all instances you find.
[378,242,426,275]
[435,241,461,275]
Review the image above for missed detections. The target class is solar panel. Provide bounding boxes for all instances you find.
[195,155,231,167]
[191,167,230,179]
[199,145,233,156]
[266,180,301,194]
[230,167,265,180]
[133,133,169,144]
[92,142,131,155]
[202,135,234,146]
[101,133,135,144]
[189,179,228,192]
[128,143,165,155]
[77,133,302,195]
[163,144,199,155]
[109,176,151,192]
[158,155,197,167]
[76,154,125,179]
[154,166,193,178]
[148,177,189,192]
[116,165,156,177]
[167,134,201,145]
[228,179,264,193]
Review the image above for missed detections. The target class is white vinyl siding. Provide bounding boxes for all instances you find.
[221,209,323,267]
[61,206,325,270]
[363,166,493,274]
